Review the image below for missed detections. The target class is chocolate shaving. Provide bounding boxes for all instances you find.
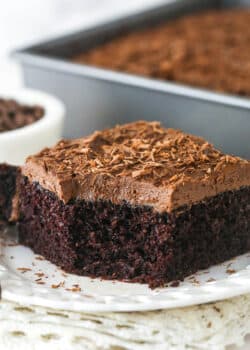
[0,98,44,133]
[35,272,45,278]
[17,267,32,273]
[51,281,65,289]
[65,286,82,292]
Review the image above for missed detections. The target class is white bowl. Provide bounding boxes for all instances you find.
[0,88,65,165]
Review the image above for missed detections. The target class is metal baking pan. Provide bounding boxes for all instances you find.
[13,0,250,158]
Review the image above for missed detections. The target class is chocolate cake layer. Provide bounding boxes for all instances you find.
[23,121,250,212]
[0,164,19,223]
[73,9,250,97]
[18,179,250,287]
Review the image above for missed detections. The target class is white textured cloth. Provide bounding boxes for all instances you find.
[1,294,250,350]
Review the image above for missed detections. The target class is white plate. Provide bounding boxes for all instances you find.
[1,227,250,313]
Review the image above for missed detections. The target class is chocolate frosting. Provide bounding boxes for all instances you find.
[22,121,250,212]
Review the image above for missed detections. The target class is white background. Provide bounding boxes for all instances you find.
[0,0,249,348]
[0,0,168,88]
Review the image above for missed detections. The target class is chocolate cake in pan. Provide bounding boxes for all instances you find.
[74,9,250,97]
[18,121,250,287]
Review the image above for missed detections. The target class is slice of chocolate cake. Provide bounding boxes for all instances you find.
[0,164,19,224]
[18,121,250,287]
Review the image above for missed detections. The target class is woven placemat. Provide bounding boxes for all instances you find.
[0,294,250,350]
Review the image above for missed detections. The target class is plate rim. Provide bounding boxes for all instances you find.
[1,230,250,313]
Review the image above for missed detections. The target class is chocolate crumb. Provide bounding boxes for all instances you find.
[213,306,221,313]
[170,280,180,287]
[35,278,42,282]
[206,278,216,283]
